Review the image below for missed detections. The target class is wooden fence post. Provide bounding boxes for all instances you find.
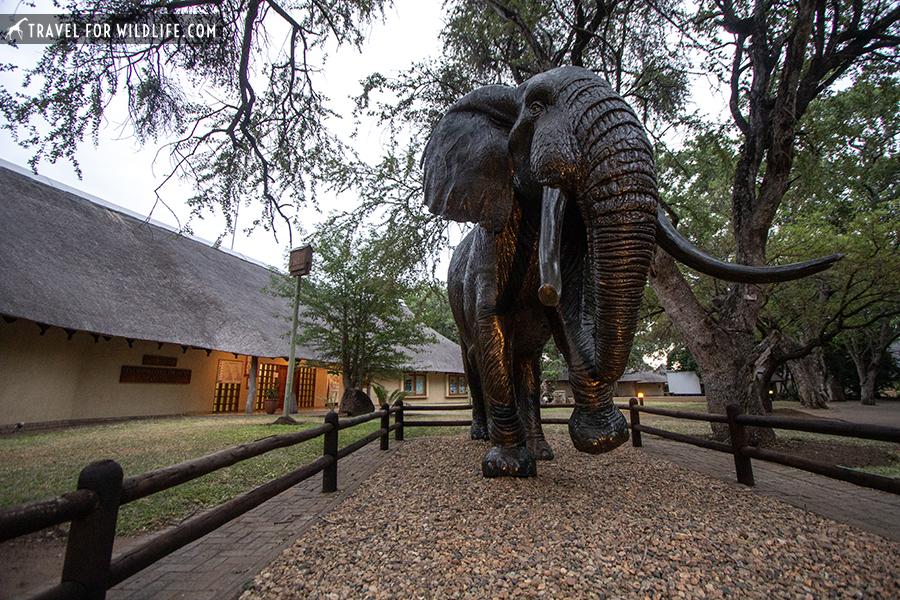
[726,404,755,486]
[380,403,390,451]
[395,399,404,441]
[322,411,339,493]
[60,459,123,600]
[629,397,642,447]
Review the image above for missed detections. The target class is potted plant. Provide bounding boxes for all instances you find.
[264,388,278,414]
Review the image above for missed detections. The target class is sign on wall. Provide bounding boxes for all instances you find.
[141,355,178,367]
[120,366,191,384]
[216,360,244,384]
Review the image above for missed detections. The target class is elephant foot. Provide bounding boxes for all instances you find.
[471,419,489,440]
[527,437,555,461]
[482,444,537,478]
[569,404,629,454]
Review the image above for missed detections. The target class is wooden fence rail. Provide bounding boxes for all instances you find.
[625,398,900,494]
[3,398,900,600]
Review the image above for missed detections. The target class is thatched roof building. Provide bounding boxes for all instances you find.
[0,160,463,427]
[0,160,311,358]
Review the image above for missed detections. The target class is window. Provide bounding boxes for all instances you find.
[404,373,427,397]
[448,374,468,397]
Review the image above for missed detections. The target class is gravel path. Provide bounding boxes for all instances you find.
[241,435,899,600]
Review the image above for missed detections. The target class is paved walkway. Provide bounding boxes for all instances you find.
[106,443,401,600]
[792,399,900,428]
[638,436,900,542]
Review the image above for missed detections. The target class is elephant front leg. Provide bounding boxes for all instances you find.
[479,318,536,478]
[568,378,629,454]
[483,407,536,477]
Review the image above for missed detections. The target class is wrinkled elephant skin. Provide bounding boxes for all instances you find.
[423,66,841,477]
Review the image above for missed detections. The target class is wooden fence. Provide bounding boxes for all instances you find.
[624,398,900,494]
[0,404,402,600]
[1,399,899,599]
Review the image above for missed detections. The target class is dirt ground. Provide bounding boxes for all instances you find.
[0,527,149,599]
[2,413,897,599]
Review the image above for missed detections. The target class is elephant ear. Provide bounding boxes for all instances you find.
[423,85,521,232]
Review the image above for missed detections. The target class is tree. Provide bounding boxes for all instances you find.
[1,0,387,244]
[757,71,900,406]
[649,0,900,441]
[658,73,900,412]
[268,222,434,390]
[844,317,900,405]
[541,338,565,382]
[341,0,693,270]
[667,345,699,373]
[404,279,460,344]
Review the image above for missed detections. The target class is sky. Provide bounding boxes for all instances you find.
[0,0,447,270]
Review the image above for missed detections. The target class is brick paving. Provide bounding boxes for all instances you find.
[638,436,900,542]
[103,429,900,600]
[106,442,402,600]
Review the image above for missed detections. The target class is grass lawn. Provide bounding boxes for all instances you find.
[0,415,415,534]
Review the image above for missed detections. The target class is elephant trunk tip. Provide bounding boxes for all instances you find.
[538,283,560,307]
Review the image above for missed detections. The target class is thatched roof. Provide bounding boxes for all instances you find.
[405,330,464,373]
[0,160,463,372]
[618,370,668,383]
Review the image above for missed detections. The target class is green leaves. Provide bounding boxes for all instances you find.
[270,221,436,389]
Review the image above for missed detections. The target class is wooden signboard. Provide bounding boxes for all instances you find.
[120,366,192,384]
[142,355,178,367]
[216,360,244,384]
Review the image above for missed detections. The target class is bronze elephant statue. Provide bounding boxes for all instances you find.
[423,66,839,477]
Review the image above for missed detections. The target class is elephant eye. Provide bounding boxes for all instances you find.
[530,100,546,115]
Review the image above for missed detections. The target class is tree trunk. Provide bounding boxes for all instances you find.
[245,356,258,414]
[859,370,879,405]
[650,250,775,445]
[757,360,777,413]
[788,349,834,409]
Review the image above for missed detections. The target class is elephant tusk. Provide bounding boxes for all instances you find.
[539,187,566,306]
[655,205,843,283]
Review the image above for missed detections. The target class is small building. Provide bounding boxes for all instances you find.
[380,332,468,404]
[545,368,672,401]
[0,161,463,430]
[613,370,669,398]
[666,371,703,396]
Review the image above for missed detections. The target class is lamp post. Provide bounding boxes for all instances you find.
[283,245,313,418]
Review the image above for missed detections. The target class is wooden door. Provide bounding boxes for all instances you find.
[255,363,279,410]
[275,365,288,410]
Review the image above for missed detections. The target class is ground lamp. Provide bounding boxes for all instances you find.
[637,392,644,406]
[283,245,313,417]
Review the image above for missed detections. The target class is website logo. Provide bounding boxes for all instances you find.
[1,14,225,45]
[6,16,27,39]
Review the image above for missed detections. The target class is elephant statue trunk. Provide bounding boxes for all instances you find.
[423,66,840,477]
[541,83,658,384]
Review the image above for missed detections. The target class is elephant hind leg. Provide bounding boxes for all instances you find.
[528,430,555,461]
[516,358,554,461]
[463,345,489,441]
